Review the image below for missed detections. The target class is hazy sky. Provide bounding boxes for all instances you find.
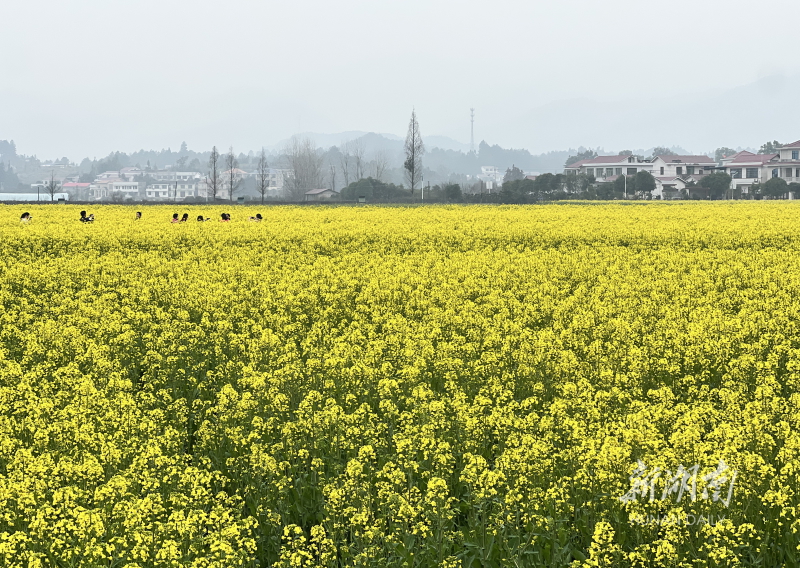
[3,0,800,160]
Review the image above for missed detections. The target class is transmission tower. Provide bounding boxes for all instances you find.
[470,108,475,153]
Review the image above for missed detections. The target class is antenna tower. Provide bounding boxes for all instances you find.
[470,108,475,153]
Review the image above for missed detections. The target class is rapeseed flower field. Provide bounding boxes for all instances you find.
[2,202,800,567]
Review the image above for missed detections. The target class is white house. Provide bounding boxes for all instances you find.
[565,155,651,180]
[111,181,140,199]
[147,180,200,200]
[721,151,778,196]
[478,166,502,190]
[120,167,146,180]
[150,170,203,182]
[653,177,690,200]
[769,140,800,186]
[650,155,715,179]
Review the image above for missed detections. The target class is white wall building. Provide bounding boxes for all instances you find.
[478,166,502,190]
[111,181,140,199]
[150,170,203,182]
[565,155,651,181]
[650,155,715,179]
[147,180,201,200]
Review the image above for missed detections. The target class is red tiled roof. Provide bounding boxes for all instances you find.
[780,140,800,148]
[727,153,777,164]
[304,188,336,195]
[580,155,631,165]
[567,156,636,168]
[724,151,753,160]
[654,155,714,164]
[565,159,590,169]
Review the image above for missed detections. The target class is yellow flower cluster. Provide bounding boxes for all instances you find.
[2,202,800,567]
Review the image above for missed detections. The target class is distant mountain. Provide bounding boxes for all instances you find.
[271,131,402,151]
[273,131,470,153]
[423,136,471,152]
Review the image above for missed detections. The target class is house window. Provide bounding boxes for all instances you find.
[745,168,757,178]
[586,168,594,176]
[606,168,614,177]
[686,166,695,175]
[660,167,664,175]
[615,168,622,176]
[772,169,779,178]
[787,168,793,178]
[676,167,683,175]
[627,168,637,175]
[793,150,799,160]
[796,168,800,177]
[730,169,742,178]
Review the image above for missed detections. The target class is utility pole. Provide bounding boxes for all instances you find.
[470,108,475,154]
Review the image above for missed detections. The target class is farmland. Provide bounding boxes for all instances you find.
[2,203,800,567]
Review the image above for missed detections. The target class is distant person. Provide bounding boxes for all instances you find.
[80,210,88,223]
[180,213,189,222]
[20,212,31,223]
[135,211,142,220]
[171,213,179,223]
[87,213,95,223]
[249,213,262,222]
[197,215,205,222]
[220,213,230,222]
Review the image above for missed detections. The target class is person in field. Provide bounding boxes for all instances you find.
[249,213,262,222]
[197,215,206,222]
[135,211,142,220]
[180,213,189,222]
[171,213,179,223]
[80,210,88,222]
[220,213,230,222]
[20,212,31,223]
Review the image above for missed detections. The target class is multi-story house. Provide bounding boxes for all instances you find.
[770,141,800,186]
[111,181,140,199]
[120,167,146,180]
[650,155,715,179]
[565,155,651,180]
[721,151,778,196]
[476,166,502,190]
[147,179,201,200]
[150,170,203,182]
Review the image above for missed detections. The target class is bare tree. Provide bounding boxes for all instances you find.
[207,146,221,201]
[352,138,366,181]
[45,170,59,201]
[226,146,241,202]
[404,109,425,194]
[338,140,352,188]
[283,137,325,201]
[256,148,269,204]
[329,165,337,193]
[372,149,389,182]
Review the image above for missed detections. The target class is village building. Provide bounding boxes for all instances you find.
[564,155,651,181]
[304,188,339,201]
